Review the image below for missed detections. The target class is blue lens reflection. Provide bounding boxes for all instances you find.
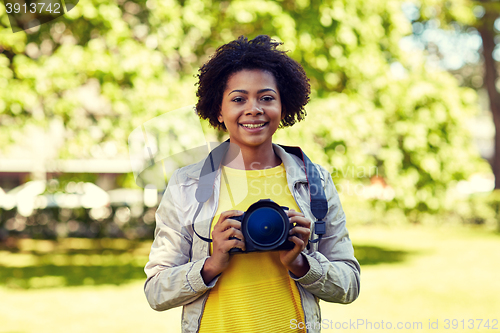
[246,207,285,247]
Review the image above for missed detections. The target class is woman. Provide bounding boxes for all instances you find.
[144,35,360,333]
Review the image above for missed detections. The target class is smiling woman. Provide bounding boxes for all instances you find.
[144,35,360,333]
[196,35,310,132]
[217,69,284,169]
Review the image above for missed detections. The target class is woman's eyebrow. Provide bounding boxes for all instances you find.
[228,88,277,96]
[258,88,277,94]
[228,89,248,96]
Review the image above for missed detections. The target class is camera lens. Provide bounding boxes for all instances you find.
[245,207,286,248]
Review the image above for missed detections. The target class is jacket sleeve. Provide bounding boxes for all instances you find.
[290,164,360,304]
[144,169,219,311]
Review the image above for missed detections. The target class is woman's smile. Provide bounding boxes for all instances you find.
[239,122,269,130]
[218,69,284,150]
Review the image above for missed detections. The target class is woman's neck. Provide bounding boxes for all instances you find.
[222,142,282,170]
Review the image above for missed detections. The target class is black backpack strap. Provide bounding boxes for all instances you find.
[195,140,230,203]
[277,144,328,220]
[192,140,231,242]
[278,144,328,247]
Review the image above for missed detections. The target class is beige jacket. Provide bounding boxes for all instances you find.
[144,143,360,332]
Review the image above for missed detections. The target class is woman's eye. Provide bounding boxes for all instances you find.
[262,96,275,102]
[232,97,244,102]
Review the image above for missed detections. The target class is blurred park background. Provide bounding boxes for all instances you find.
[1,0,500,332]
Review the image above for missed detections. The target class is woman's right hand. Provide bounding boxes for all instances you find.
[201,210,245,284]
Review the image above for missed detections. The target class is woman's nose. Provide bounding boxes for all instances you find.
[246,100,263,115]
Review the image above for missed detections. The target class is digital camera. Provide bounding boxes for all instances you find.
[229,199,295,253]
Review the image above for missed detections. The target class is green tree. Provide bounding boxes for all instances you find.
[0,0,488,222]
[406,0,500,189]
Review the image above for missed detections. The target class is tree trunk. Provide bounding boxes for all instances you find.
[477,9,500,189]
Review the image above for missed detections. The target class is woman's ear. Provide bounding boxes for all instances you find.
[281,107,286,120]
[218,112,224,123]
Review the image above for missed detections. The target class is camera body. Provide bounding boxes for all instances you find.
[229,199,295,254]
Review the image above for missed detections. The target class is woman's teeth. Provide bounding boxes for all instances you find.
[241,123,266,128]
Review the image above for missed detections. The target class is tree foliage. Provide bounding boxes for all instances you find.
[0,0,489,222]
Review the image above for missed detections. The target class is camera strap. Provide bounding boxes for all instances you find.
[192,140,231,243]
[277,145,327,248]
[192,139,327,247]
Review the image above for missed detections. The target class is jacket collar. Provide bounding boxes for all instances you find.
[185,143,311,184]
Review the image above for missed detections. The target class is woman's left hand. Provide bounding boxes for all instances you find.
[279,209,311,278]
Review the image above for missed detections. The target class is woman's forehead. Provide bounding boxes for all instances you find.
[225,69,278,90]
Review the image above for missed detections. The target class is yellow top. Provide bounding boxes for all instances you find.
[199,163,306,333]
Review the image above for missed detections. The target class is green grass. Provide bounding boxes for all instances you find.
[0,238,150,289]
[321,225,500,333]
[0,225,499,332]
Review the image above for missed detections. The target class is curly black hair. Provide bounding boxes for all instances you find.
[195,35,310,131]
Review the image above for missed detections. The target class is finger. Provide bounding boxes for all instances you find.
[218,218,243,231]
[290,226,311,237]
[217,210,244,224]
[289,216,311,229]
[288,235,305,251]
[286,210,303,217]
[212,228,245,252]
[214,214,243,232]
[290,230,310,248]
[224,238,246,253]
[223,227,245,241]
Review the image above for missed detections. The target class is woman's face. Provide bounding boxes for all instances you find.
[218,69,284,150]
